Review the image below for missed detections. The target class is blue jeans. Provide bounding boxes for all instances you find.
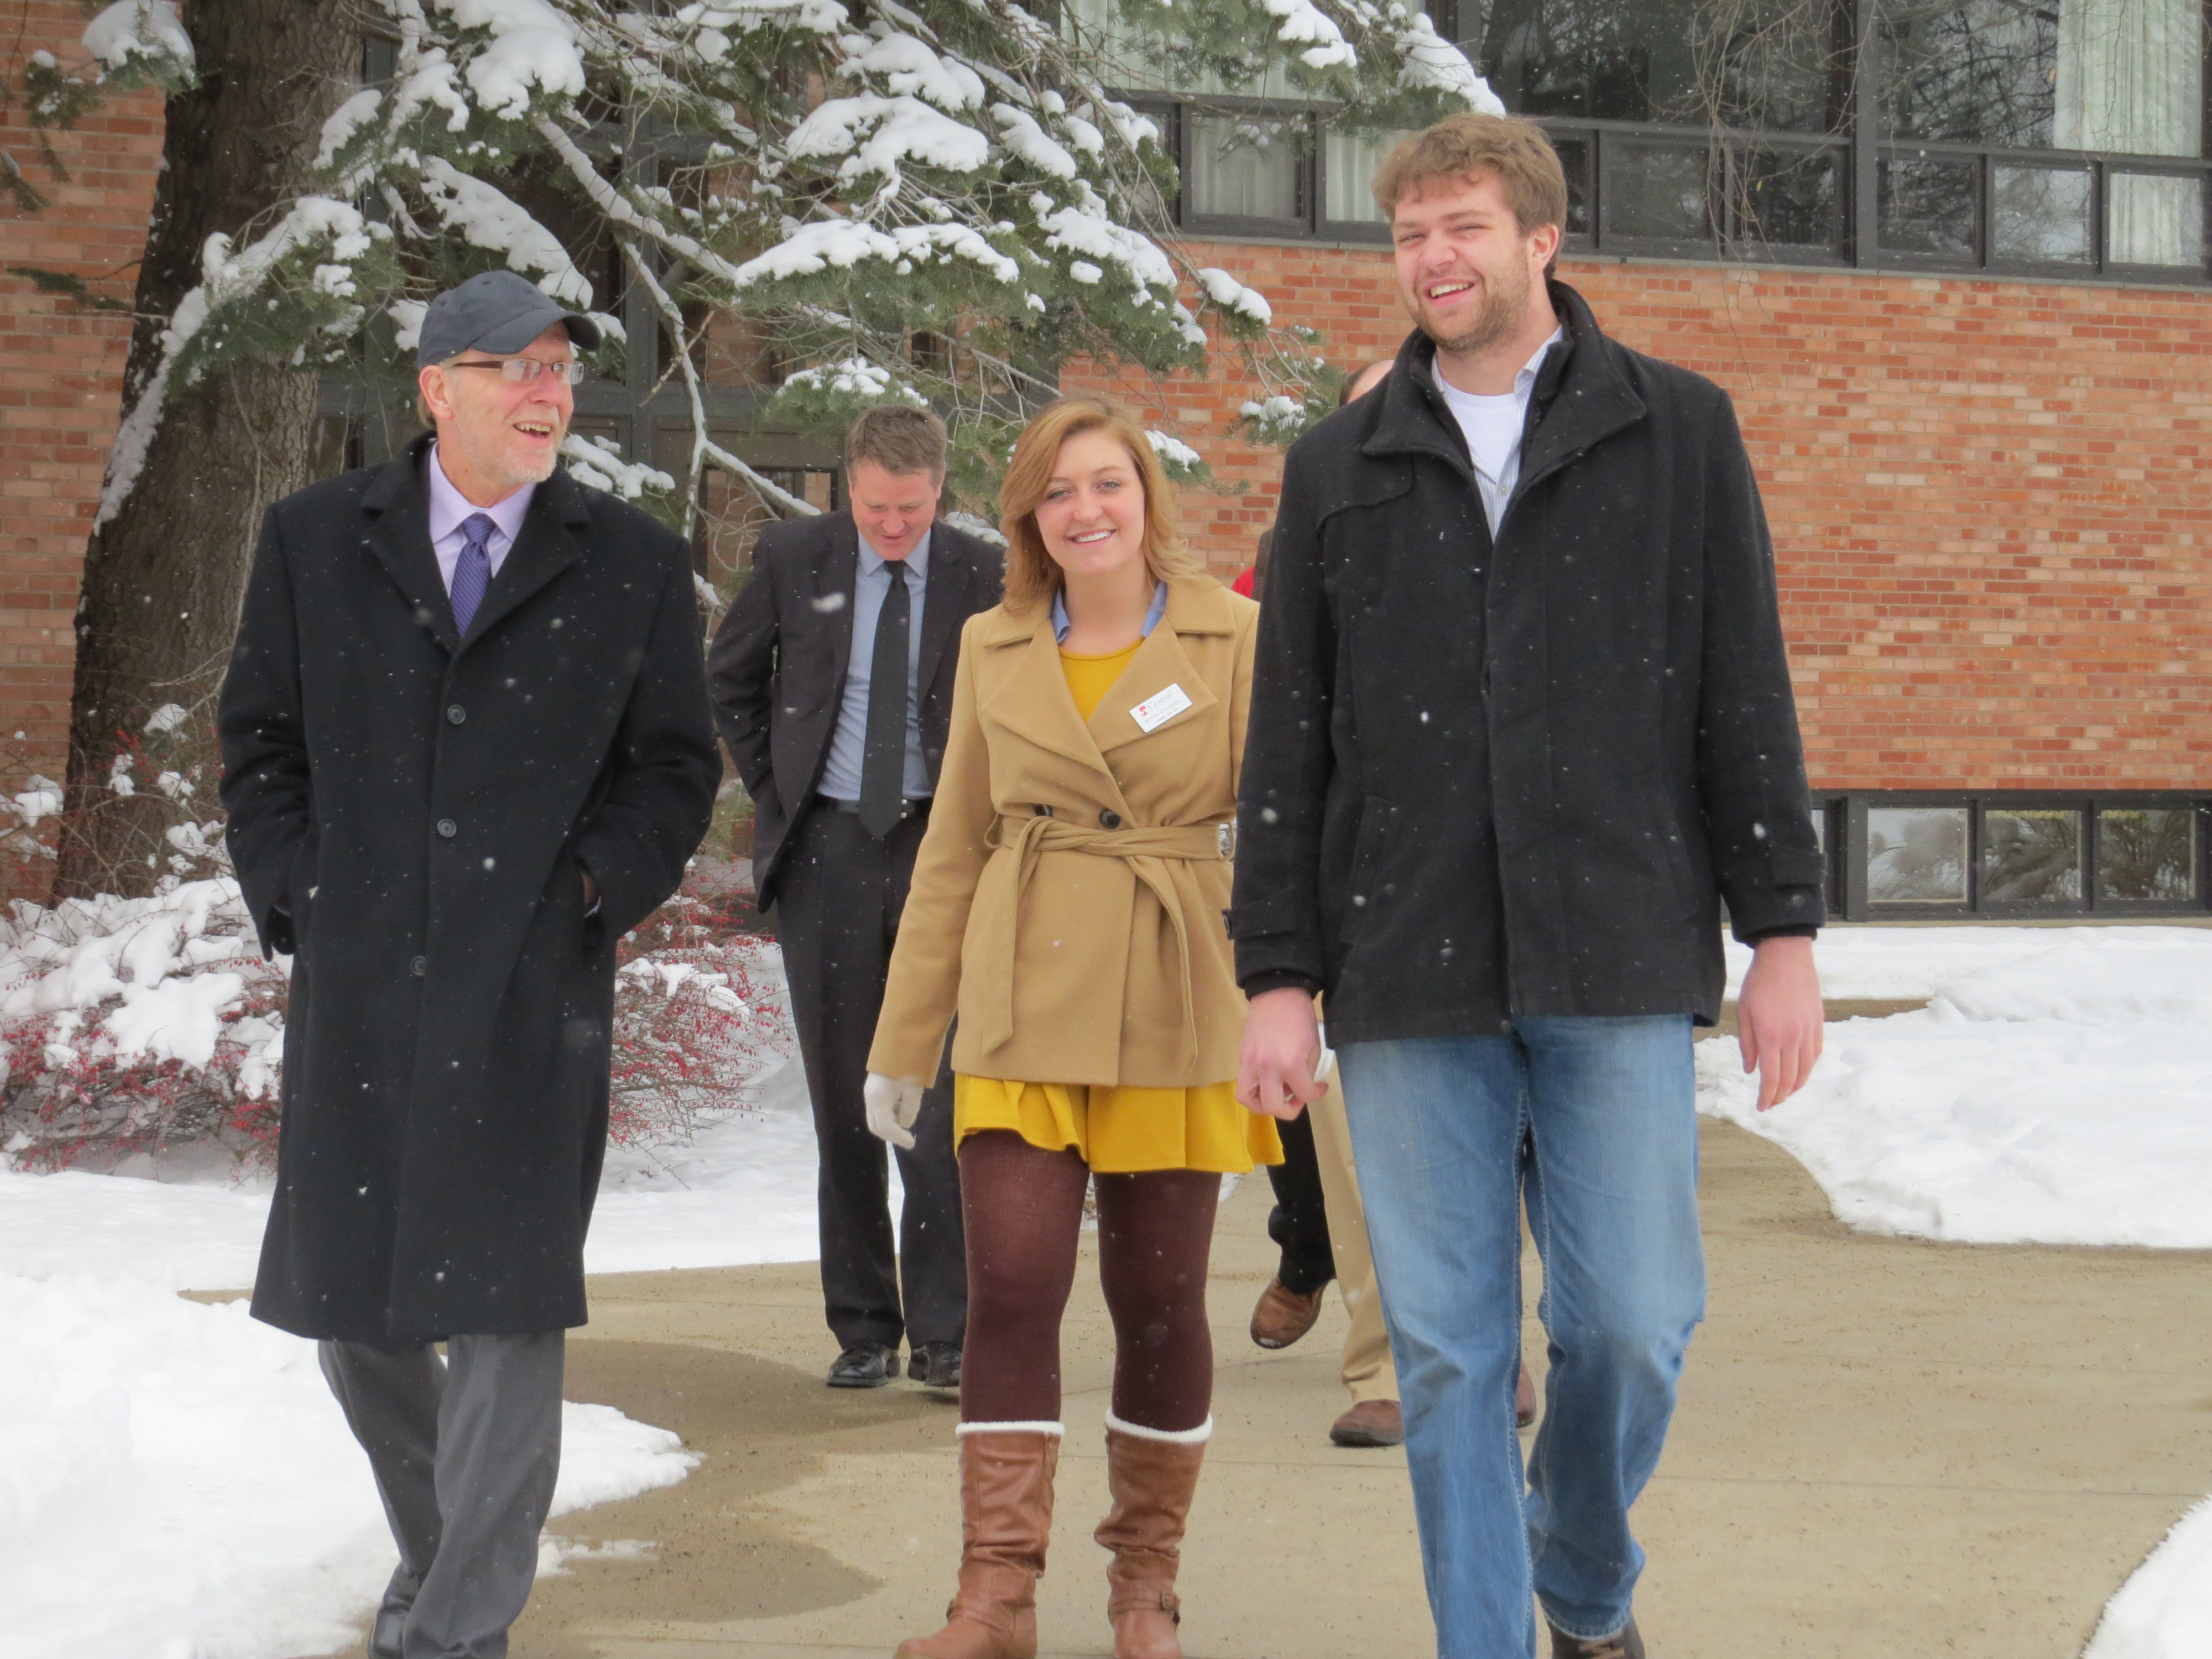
[1337,1018,1703,1657]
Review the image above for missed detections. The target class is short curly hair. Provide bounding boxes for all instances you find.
[1371,113,1568,234]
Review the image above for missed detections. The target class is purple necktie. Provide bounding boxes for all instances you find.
[451,512,494,635]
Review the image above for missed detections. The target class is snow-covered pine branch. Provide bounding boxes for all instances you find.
[104,0,1497,530]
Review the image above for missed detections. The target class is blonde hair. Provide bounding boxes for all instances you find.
[1371,112,1569,233]
[997,398,1203,614]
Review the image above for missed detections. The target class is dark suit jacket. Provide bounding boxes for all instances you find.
[707,510,1004,905]
[218,432,722,1340]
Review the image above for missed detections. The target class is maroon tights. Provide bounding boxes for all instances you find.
[957,1129,1220,1433]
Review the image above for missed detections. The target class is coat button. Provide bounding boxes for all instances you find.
[437,818,458,838]
[446,703,466,725]
[1099,808,1121,830]
[411,956,428,977]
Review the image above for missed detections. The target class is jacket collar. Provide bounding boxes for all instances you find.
[974,574,1234,787]
[362,432,591,653]
[1363,279,1645,504]
[917,518,973,701]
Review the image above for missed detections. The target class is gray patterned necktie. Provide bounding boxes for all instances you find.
[451,512,494,635]
[858,560,912,839]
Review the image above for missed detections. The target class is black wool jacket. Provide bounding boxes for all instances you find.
[706,509,1004,906]
[220,435,722,1340]
[1229,281,1824,1040]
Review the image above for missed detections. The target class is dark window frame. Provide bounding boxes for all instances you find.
[1813,791,2212,921]
[1131,0,2212,286]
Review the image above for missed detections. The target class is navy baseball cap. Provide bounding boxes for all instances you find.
[416,269,602,367]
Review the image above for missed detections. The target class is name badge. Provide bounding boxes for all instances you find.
[1130,683,1193,734]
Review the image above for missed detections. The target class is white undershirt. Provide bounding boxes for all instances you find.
[1434,327,1563,536]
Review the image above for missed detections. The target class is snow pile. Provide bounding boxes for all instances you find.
[1197,267,1272,325]
[1700,932,2212,1248]
[417,156,596,305]
[561,434,676,500]
[0,1272,694,1659]
[2084,1498,2212,1659]
[1720,922,2212,1001]
[436,0,588,120]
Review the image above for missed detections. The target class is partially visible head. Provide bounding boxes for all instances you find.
[415,270,601,498]
[844,404,948,561]
[1374,114,1566,359]
[998,398,1202,613]
[1339,358,1395,407]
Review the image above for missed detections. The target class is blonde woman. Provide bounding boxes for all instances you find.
[864,398,1278,1659]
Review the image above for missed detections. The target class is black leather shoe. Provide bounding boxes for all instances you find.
[908,1340,962,1389]
[1548,1616,1646,1658]
[827,1340,896,1387]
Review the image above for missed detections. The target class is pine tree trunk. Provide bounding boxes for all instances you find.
[56,0,356,898]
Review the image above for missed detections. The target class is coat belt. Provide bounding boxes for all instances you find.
[971,814,1230,1071]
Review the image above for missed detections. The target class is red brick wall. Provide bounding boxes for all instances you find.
[0,2,164,787]
[1084,242,2212,793]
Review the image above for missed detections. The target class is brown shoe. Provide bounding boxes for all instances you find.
[1548,1615,1646,1658]
[1094,1415,1208,1659]
[895,1426,1059,1659]
[1328,1397,1403,1448]
[1249,1277,1326,1349]
[1516,1360,1537,1429]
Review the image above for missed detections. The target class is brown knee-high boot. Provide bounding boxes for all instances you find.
[1093,1413,1211,1659]
[896,1423,1062,1659]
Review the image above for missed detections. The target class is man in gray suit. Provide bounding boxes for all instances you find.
[708,406,1003,1389]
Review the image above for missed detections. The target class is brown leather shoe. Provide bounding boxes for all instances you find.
[1548,1615,1646,1658]
[1516,1360,1537,1429]
[1249,1277,1326,1349]
[1328,1397,1403,1447]
[1095,1417,1208,1659]
[895,1426,1059,1659]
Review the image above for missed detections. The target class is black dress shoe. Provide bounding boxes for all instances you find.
[827,1340,896,1387]
[908,1340,962,1389]
[1548,1615,1646,1658]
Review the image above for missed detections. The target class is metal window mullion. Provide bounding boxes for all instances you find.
[1849,0,1879,267]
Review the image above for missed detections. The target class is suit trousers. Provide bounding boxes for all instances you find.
[776,800,966,1349]
[318,1330,565,1659]
[1307,1082,1400,1404]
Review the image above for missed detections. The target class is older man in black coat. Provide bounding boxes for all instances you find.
[220,270,719,1659]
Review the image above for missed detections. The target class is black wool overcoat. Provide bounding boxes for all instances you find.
[705,509,1004,905]
[219,435,722,1341]
[1230,281,1825,1041]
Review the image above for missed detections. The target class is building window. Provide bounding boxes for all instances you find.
[1118,0,2212,284]
[1820,793,2211,919]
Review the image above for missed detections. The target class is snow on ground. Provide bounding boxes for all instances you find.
[0,943,841,1659]
[1700,927,2212,1248]
[1712,924,2212,1659]
[0,1272,694,1659]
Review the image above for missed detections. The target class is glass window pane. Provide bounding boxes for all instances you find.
[1878,155,1978,258]
[2109,174,2207,269]
[2053,0,2201,158]
[1187,114,1301,221]
[1738,148,1841,251]
[1982,808,2084,906]
[2098,808,2199,902]
[1323,128,1406,224]
[1603,141,1713,242]
[1866,806,1969,904]
[1460,0,1843,132]
[1877,1,2057,147]
[1553,135,1594,237]
[1991,165,2092,265]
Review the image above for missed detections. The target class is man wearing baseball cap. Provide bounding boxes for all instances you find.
[220,269,721,1659]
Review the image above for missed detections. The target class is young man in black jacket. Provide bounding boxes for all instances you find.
[1232,115,1827,1659]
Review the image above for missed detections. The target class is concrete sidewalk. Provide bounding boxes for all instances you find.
[389,1118,2208,1659]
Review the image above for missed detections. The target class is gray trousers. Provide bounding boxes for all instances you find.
[319,1331,565,1659]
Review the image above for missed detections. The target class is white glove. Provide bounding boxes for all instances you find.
[1314,1024,1337,1086]
[864,1072,925,1149]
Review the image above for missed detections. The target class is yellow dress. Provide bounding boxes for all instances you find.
[951,638,1284,1175]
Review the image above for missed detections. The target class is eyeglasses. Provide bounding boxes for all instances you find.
[444,357,589,386]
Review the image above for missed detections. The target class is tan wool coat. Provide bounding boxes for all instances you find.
[870,574,1259,1089]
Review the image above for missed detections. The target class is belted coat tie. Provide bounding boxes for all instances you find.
[869,575,1259,1089]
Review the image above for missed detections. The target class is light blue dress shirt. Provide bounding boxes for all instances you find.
[819,531,933,802]
[1050,580,1167,645]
